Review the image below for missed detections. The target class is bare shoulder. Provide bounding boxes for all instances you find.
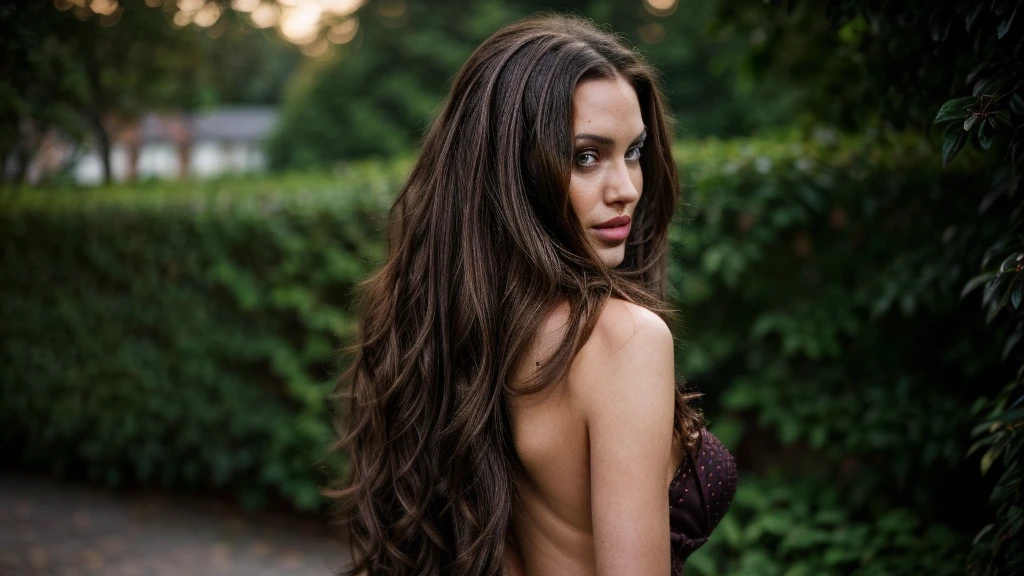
[587,298,671,355]
[571,298,676,574]
[568,298,674,409]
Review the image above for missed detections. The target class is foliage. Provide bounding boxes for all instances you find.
[0,2,90,182]
[195,15,303,107]
[667,136,1007,574]
[268,0,528,168]
[0,1,206,184]
[267,0,798,170]
[687,475,965,576]
[0,1,301,185]
[948,48,1024,576]
[710,2,1024,572]
[1,137,1006,576]
[0,161,406,509]
[707,0,974,132]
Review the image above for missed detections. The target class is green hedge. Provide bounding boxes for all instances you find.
[0,163,405,509]
[0,136,1007,572]
[671,137,1007,575]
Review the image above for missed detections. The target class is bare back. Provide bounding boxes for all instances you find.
[507,299,683,576]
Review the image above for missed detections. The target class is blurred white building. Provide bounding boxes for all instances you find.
[33,107,278,185]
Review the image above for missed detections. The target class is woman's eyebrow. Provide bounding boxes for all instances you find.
[574,128,647,146]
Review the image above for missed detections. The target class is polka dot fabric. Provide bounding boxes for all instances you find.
[668,428,738,575]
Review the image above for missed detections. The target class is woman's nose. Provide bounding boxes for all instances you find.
[603,160,640,204]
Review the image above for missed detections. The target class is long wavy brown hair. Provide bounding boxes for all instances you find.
[328,13,703,576]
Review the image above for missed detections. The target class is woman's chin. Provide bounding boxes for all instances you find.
[598,247,626,268]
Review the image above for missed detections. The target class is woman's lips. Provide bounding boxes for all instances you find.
[592,215,631,242]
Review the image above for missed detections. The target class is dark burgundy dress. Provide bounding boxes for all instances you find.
[669,428,738,575]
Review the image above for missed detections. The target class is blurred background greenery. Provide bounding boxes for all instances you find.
[1,1,1022,575]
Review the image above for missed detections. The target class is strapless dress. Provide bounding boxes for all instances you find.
[669,428,738,575]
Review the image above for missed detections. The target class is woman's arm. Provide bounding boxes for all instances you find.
[570,299,676,576]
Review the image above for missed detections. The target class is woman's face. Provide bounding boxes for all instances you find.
[568,74,646,268]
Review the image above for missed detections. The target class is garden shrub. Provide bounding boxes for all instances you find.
[671,136,1008,574]
[0,162,405,509]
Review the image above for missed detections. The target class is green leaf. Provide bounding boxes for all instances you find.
[1011,93,1024,115]
[780,526,830,551]
[758,513,794,536]
[1000,252,1022,274]
[980,186,1005,214]
[993,0,1015,16]
[877,509,920,533]
[934,97,975,123]
[929,9,952,42]
[683,549,716,576]
[969,433,1001,457]
[982,236,1024,268]
[981,434,1012,474]
[979,118,996,150]
[718,513,743,546]
[974,76,1006,96]
[942,122,967,167]
[982,273,1009,308]
[992,111,1012,126]
[973,524,995,545]
[814,508,846,525]
[783,565,813,576]
[986,279,1016,323]
[967,63,993,86]
[962,272,997,298]
[966,3,985,31]
[998,5,1018,38]
[823,546,859,566]
[1005,330,1023,361]
[1013,282,1023,309]
[964,114,980,131]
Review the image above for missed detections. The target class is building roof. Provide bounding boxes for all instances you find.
[134,107,279,143]
[193,107,279,142]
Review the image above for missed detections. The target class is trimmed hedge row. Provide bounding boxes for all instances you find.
[0,136,1007,573]
[0,163,405,509]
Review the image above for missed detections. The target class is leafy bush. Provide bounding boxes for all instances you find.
[667,136,1010,574]
[0,136,1007,574]
[686,475,965,576]
[930,4,1024,573]
[708,0,1024,569]
[0,163,405,509]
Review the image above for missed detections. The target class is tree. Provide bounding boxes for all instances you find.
[0,0,305,185]
[0,1,213,184]
[266,0,797,169]
[0,2,88,182]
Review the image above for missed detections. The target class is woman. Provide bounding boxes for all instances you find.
[330,13,737,576]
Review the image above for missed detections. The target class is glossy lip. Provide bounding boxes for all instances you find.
[592,215,631,243]
[594,215,631,229]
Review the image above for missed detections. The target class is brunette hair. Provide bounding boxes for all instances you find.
[328,13,703,576]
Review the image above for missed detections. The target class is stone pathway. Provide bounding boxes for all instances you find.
[0,472,350,576]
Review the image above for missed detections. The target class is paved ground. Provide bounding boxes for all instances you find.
[0,472,350,576]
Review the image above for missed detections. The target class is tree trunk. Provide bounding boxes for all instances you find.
[84,56,112,185]
[11,146,28,184]
[91,112,112,186]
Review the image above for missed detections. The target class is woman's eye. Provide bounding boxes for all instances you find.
[575,150,599,167]
[575,145,642,168]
